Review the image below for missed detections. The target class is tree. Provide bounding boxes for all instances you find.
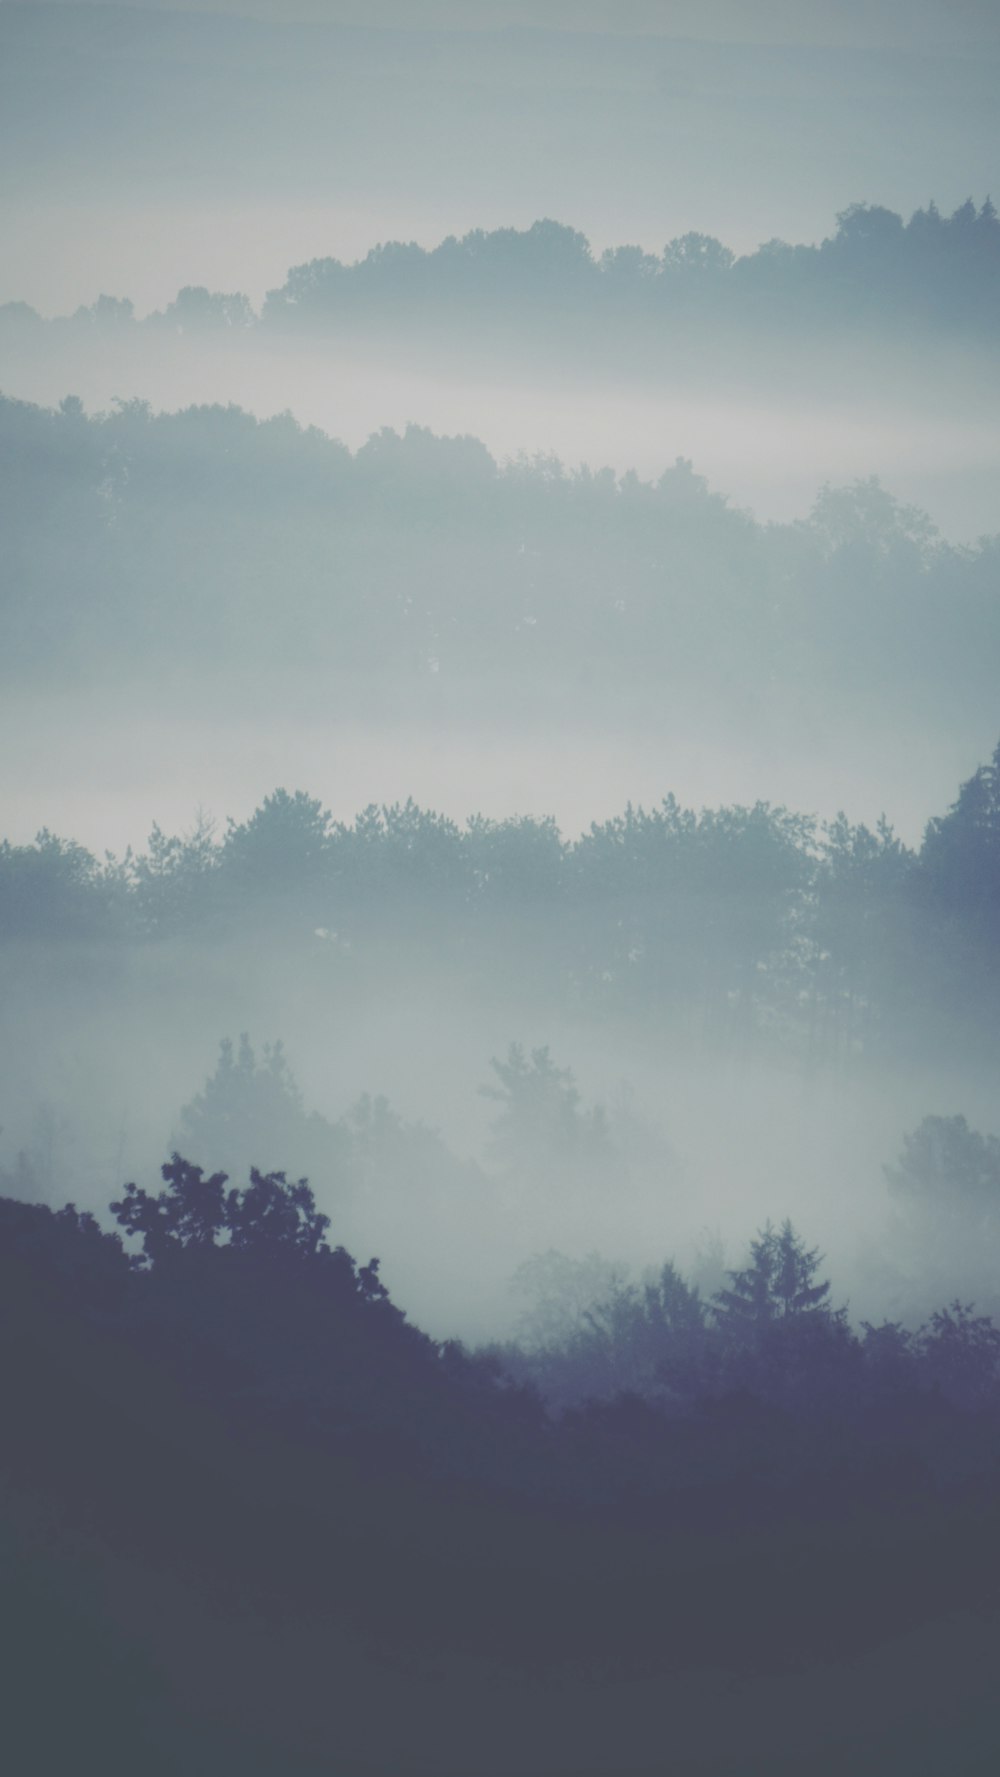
[859,1319,919,1395]
[810,812,915,1062]
[111,1154,229,1264]
[661,233,734,280]
[508,1256,724,1411]
[0,829,126,940]
[73,294,134,329]
[509,1248,629,1350]
[110,1152,384,1294]
[920,740,1000,933]
[712,1222,855,1404]
[342,1090,478,1207]
[632,1262,717,1403]
[882,1116,1000,1322]
[832,202,905,257]
[809,477,936,561]
[152,285,254,332]
[0,1194,128,1310]
[176,1035,349,1189]
[598,243,660,294]
[480,1043,608,1174]
[917,1301,1000,1408]
[886,1115,1000,1234]
[132,811,219,937]
[713,1220,832,1336]
[330,799,467,932]
[220,789,333,923]
[216,1165,332,1261]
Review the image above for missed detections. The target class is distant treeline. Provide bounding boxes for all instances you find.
[3,744,1000,1063]
[1,394,997,724]
[2,200,998,339]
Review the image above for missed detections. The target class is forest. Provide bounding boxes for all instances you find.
[2,393,997,729]
[4,381,1000,1777]
[5,1077,1000,1772]
[3,746,1000,1064]
[5,3,1000,1772]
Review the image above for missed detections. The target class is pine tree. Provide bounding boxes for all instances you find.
[713,1220,831,1338]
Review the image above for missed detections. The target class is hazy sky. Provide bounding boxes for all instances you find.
[17,0,1000,48]
[3,0,997,315]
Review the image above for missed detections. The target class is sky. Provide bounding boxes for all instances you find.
[13,0,1000,48]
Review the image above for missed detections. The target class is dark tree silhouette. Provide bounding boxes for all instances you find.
[712,1219,832,1335]
[111,1152,363,1276]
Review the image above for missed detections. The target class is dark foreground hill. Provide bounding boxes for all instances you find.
[4,1164,1000,1775]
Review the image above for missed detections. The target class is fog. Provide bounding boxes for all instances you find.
[4,325,1000,542]
[0,689,990,862]
[1,909,993,1342]
[4,732,1000,1350]
[5,7,1000,1765]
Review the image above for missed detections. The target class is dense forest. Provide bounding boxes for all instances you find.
[5,1116,1000,1772]
[2,392,998,740]
[4,343,1000,1777]
[3,746,1000,1063]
